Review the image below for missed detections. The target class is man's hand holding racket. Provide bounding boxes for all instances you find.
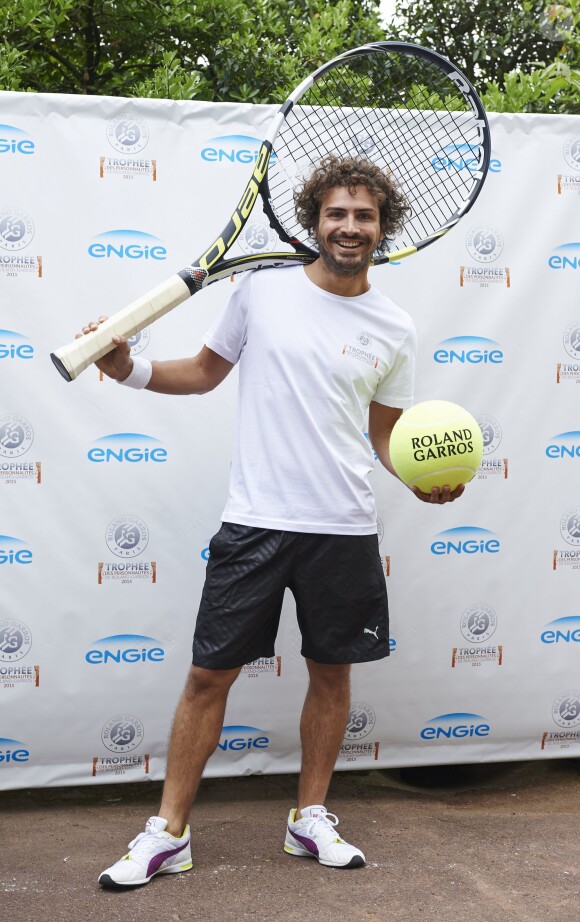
[76,317,133,381]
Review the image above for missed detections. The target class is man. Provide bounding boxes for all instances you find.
[81,155,464,888]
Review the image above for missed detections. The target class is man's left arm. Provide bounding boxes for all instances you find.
[368,400,465,505]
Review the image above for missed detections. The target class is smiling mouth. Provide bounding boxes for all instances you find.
[332,238,366,250]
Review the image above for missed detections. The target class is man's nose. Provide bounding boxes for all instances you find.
[341,213,358,234]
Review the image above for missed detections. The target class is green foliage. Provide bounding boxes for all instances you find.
[391,0,564,84]
[481,1,580,113]
[2,0,578,113]
[392,0,580,113]
[0,42,25,91]
[0,0,384,101]
[132,52,212,102]
[482,60,580,113]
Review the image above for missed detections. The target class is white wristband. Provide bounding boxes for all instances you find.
[117,356,153,389]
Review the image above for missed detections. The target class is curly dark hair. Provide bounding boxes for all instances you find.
[294,155,410,256]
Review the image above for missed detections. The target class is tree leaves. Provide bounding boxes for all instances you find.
[0,0,384,99]
[393,0,580,113]
[2,0,577,112]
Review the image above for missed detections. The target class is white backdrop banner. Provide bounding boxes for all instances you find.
[1,92,579,790]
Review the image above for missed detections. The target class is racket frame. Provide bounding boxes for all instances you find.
[50,41,490,382]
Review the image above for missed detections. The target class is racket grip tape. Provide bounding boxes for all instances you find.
[50,274,192,381]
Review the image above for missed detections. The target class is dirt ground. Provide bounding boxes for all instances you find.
[1,759,579,922]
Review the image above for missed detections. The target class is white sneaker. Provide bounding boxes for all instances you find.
[284,805,365,868]
[98,816,192,887]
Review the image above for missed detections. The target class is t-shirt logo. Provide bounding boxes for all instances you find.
[342,332,379,368]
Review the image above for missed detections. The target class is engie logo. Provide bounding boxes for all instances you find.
[217,725,270,751]
[0,124,35,155]
[541,616,580,644]
[201,135,274,165]
[88,230,166,260]
[431,526,500,556]
[0,535,32,565]
[431,145,501,173]
[548,242,580,269]
[88,433,167,463]
[420,712,491,741]
[434,336,503,364]
[86,634,165,664]
[546,431,580,459]
[0,329,34,360]
[0,737,30,763]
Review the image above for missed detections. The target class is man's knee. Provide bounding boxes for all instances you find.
[305,659,351,692]
[183,663,241,698]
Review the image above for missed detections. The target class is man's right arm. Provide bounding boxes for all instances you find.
[77,317,234,395]
[145,346,234,395]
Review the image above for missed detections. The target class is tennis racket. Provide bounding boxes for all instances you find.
[50,40,491,382]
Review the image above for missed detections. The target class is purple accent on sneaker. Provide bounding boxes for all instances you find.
[146,840,189,877]
[288,827,319,857]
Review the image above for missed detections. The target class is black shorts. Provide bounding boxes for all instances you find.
[192,522,390,668]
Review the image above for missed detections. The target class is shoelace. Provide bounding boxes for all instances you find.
[298,811,342,844]
[127,829,167,854]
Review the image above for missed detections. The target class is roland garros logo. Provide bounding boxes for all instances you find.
[0,208,34,251]
[105,515,149,558]
[101,714,144,753]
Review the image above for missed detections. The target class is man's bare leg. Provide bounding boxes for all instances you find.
[296,659,351,814]
[159,664,241,836]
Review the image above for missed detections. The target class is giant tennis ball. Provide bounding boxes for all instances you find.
[390,400,483,493]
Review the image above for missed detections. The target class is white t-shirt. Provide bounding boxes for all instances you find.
[205,266,416,535]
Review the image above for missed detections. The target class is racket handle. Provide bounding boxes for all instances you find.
[50,274,192,381]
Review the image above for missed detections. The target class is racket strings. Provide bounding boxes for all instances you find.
[267,50,486,259]
[319,56,480,200]
[372,99,470,240]
[303,65,471,235]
